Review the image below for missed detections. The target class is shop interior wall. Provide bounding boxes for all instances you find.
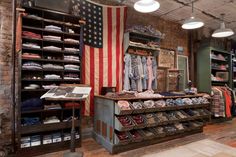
[0,0,13,155]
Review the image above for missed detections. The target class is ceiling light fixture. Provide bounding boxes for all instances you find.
[134,0,160,13]
[212,13,234,38]
[181,1,204,30]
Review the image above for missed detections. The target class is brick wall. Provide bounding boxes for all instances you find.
[0,0,13,155]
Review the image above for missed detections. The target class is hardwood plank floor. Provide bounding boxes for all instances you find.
[36,118,236,157]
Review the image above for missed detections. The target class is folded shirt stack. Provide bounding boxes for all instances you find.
[21,98,43,111]
[44,74,61,79]
[64,73,80,80]
[45,25,62,32]
[64,38,80,44]
[153,126,165,135]
[22,31,41,39]
[129,130,142,140]
[43,64,64,70]
[116,131,130,141]
[24,84,40,89]
[143,100,155,108]
[166,112,179,121]
[42,84,58,89]
[21,117,41,126]
[117,101,131,110]
[22,53,41,59]
[175,110,188,119]
[23,43,41,49]
[43,35,61,41]
[117,116,133,127]
[64,55,80,62]
[164,125,177,134]
[182,98,193,105]
[43,116,60,124]
[154,100,166,107]
[64,47,80,53]
[166,99,175,106]
[22,62,42,70]
[145,114,156,125]
[64,64,80,71]
[43,46,62,51]
[131,102,144,109]
[142,128,155,137]
[156,112,169,122]
[174,123,185,131]
[44,103,62,110]
[131,115,145,125]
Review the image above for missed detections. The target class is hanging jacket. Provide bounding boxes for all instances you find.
[136,56,143,92]
[123,53,131,90]
[130,55,140,91]
[142,56,148,90]
[147,56,154,90]
[152,58,157,90]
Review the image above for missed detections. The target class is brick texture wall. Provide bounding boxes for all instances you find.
[0,0,13,155]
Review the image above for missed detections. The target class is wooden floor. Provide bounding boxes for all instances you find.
[37,119,236,157]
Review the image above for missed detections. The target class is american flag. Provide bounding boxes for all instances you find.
[79,0,127,116]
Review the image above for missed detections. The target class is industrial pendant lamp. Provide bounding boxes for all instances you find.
[181,1,204,30]
[134,0,160,13]
[212,14,234,38]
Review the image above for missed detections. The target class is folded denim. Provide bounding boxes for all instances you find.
[21,98,43,111]
[21,117,41,126]
[175,98,184,106]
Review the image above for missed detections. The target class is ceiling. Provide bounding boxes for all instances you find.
[121,0,236,40]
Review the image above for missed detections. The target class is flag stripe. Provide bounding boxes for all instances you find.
[103,8,108,87]
[84,45,91,115]
[99,48,103,95]
[116,8,121,91]
[94,48,100,95]
[107,7,113,87]
[89,47,95,115]
[112,8,117,87]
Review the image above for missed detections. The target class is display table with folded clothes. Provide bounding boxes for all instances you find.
[94,94,211,154]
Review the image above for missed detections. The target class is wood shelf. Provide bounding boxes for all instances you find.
[22,58,80,64]
[22,107,81,114]
[20,120,80,134]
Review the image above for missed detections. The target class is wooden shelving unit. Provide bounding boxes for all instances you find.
[17,5,84,156]
[93,94,211,154]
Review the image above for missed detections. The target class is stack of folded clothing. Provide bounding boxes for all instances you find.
[153,126,165,135]
[175,110,188,119]
[131,102,144,109]
[142,128,155,137]
[43,64,64,70]
[131,115,145,125]
[64,38,80,44]
[22,62,42,70]
[198,97,209,104]
[166,99,176,106]
[21,117,41,126]
[43,35,61,41]
[182,98,193,105]
[43,135,52,144]
[166,112,179,121]
[64,64,80,71]
[155,112,169,122]
[64,102,80,108]
[191,98,201,104]
[23,43,41,49]
[143,100,155,108]
[44,74,61,79]
[45,25,62,32]
[52,132,62,143]
[164,125,177,134]
[42,84,58,89]
[64,47,80,53]
[185,109,199,116]
[43,116,60,124]
[21,98,43,111]
[117,101,131,110]
[24,84,40,89]
[22,31,41,39]
[117,116,133,127]
[30,135,41,146]
[22,53,41,59]
[145,114,156,125]
[116,131,130,141]
[23,75,42,80]
[21,136,31,148]
[44,103,61,110]
[64,55,80,62]
[129,130,142,140]
[64,73,80,80]
[154,100,166,107]
[175,98,184,106]
[174,123,185,131]
[43,46,62,51]
[63,116,78,122]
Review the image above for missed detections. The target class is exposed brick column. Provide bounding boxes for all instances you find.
[0,0,13,156]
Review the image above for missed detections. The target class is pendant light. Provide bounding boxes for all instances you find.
[212,14,234,38]
[181,1,204,30]
[134,0,160,13]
